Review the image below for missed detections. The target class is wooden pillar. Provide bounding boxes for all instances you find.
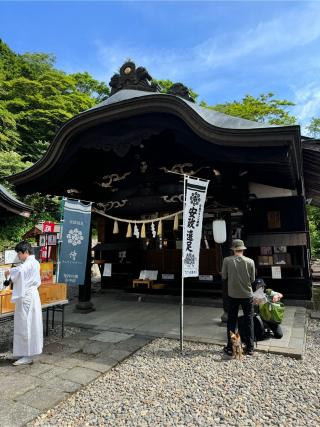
[75,222,95,313]
[221,213,232,322]
[97,216,106,243]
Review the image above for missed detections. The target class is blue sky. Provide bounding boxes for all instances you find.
[1,1,320,131]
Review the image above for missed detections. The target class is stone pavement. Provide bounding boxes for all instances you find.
[0,329,152,426]
[0,292,308,426]
[64,291,307,359]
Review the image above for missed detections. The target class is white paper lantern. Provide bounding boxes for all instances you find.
[212,219,227,243]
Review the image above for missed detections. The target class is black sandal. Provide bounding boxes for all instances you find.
[223,346,233,356]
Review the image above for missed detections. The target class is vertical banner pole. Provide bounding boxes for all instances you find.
[56,198,65,283]
[180,174,187,353]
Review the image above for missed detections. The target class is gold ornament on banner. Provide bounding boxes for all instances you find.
[126,223,132,238]
[157,220,163,236]
[113,220,119,234]
[173,214,179,231]
[141,223,146,238]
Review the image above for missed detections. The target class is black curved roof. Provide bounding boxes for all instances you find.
[7,87,302,201]
[89,89,272,130]
[0,184,31,217]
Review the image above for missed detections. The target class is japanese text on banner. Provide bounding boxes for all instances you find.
[182,177,209,278]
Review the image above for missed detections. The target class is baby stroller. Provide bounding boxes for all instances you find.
[253,278,284,339]
[238,278,284,342]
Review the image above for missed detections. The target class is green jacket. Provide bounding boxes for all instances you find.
[222,255,255,298]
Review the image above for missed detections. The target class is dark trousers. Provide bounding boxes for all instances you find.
[227,296,254,351]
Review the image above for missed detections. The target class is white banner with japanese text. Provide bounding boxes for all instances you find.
[182,176,209,278]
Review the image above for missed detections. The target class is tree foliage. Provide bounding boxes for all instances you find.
[201,93,296,125]
[0,39,110,163]
[307,205,320,258]
[306,118,320,139]
[0,151,32,183]
[0,40,109,251]
[0,216,33,253]
[24,193,61,223]
[0,103,21,151]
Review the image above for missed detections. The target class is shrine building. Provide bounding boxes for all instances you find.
[9,61,320,309]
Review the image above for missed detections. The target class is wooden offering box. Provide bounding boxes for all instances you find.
[38,283,67,304]
[0,290,15,314]
[0,283,67,314]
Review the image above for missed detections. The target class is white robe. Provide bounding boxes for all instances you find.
[10,255,43,357]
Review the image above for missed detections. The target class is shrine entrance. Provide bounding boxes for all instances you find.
[9,61,313,309]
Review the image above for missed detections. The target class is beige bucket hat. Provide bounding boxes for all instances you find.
[231,239,247,250]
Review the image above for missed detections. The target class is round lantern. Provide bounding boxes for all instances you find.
[212,219,227,243]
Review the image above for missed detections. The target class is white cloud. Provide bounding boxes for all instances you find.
[192,3,320,69]
[292,82,320,133]
[94,41,184,83]
[94,3,320,107]
[96,3,320,77]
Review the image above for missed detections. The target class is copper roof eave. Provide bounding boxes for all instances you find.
[7,93,301,188]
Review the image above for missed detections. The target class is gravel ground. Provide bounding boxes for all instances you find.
[32,319,320,427]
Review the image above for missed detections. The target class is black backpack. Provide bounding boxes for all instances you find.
[238,313,266,342]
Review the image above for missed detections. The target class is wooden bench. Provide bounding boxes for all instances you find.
[132,270,158,289]
[132,279,153,289]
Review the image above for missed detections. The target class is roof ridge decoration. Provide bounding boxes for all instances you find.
[108,61,195,103]
[168,83,195,103]
[109,61,159,96]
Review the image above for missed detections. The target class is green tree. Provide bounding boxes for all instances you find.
[0,39,22,80]
[0,189,60,253]
[24,193,60,223]
[0,151,32,183]
[201,93,296,125]
[1,71,99,162]
[307,205,320,258]
[71,71,110,102]
[0,41,110,162]
[0,103,21,151]
[0,216,33,253]
[0,40,111,252]
[306,118,320,138]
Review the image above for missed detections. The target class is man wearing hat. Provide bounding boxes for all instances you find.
[222,239,255,356]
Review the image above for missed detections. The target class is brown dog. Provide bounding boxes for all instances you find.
[230,331,243,360]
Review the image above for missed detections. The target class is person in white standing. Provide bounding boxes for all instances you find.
[4,241,43,366]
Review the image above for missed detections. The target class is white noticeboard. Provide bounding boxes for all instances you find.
[139,270,158,280]
[199,275,213,281]
[271,266,282,279]
[103,263,112,277]
[162,273,174,280]
[4,250,19,264]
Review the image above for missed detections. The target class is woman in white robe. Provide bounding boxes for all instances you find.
[5,241,43,365]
